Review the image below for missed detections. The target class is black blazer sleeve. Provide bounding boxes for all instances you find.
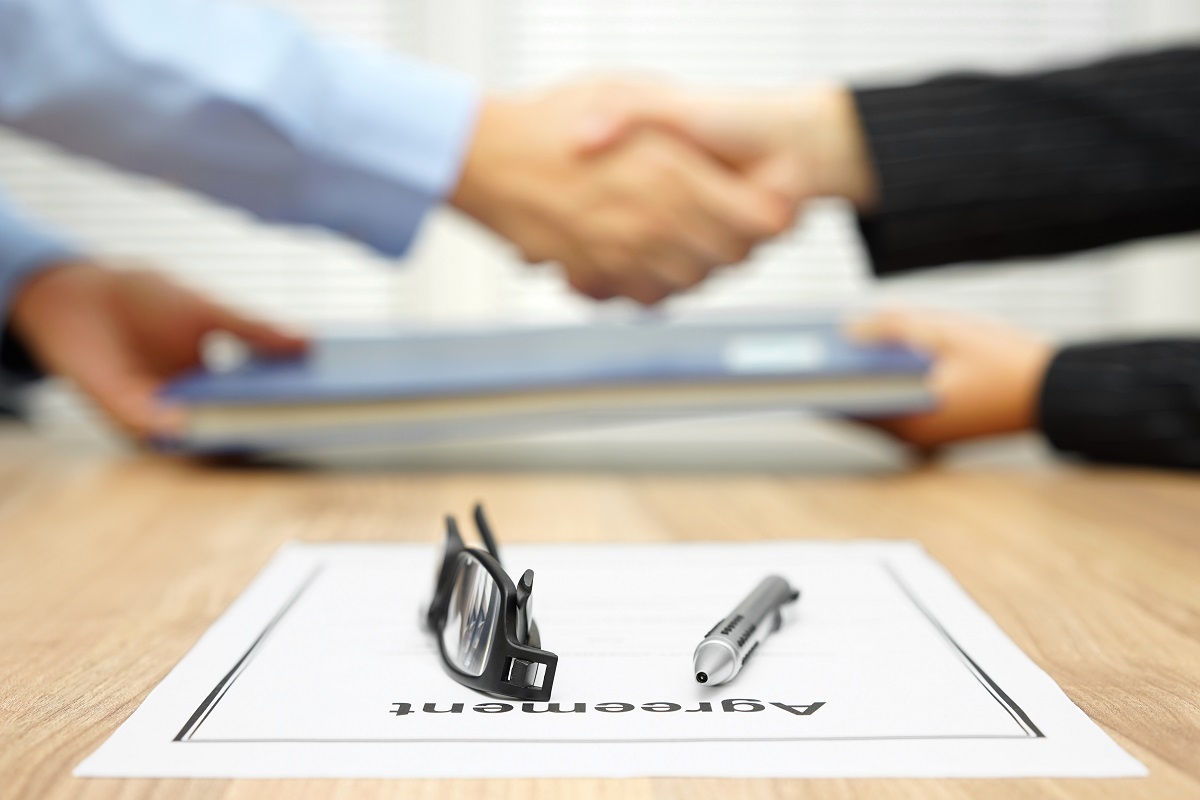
[852,47,1200,275]
[1039,340,1200,469]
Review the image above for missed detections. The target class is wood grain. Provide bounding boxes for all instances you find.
[1,429,1197,799]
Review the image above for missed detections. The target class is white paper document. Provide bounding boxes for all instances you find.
[77,541,1145,778]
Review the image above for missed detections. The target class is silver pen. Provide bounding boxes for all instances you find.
[693,575,799,686]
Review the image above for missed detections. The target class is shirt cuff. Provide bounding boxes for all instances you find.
[1038,341,1200,469]
[288,47,481,258]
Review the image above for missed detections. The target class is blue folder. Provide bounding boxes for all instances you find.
[160,319,932,453]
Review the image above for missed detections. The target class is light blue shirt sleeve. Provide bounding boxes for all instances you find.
[0,0,481,258]
[0,190,76,295]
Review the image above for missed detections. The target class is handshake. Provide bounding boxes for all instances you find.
[449,80,879,305]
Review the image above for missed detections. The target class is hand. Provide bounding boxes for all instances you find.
[847,309,1055,450]
[10,261,307,439]
[451,81,797,305]
[576,82,879,212]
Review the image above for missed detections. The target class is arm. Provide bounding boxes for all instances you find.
[1040,340,1200,469]
[850,310,1200,470]
[0,0,478,257]
[0,1,791,303]
[9,260,305,437]
[0,190,304,437]
[853,47,1200,274]
[580,47,1200,276]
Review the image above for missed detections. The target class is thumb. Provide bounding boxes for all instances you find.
[76,368,186,440]
[577,114,636,154]
[207,304,308,357]
[846,308,944,353]
[747,156,809,212]
[577,96,687,155]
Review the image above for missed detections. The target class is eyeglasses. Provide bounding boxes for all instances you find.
[422,504,558,701]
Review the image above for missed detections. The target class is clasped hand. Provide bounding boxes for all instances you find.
[451,79,876,305]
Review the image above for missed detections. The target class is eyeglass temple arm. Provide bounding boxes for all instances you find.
[473,503,501,562]
[445,515,465,550]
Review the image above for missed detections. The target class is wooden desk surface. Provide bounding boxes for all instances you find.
[1,430,1198,799]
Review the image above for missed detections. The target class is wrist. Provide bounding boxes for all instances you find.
[10,260,104,341]
[450,97,523,233]
[798,85,878,210]
[1015,341,1056,433]
[448,99,491,219]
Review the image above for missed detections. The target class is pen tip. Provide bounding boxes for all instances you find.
[696,672,708,683]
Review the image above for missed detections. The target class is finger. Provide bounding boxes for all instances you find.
[846,308,949,353]
[74,368,186,440]
[567,268,619,302]
[846,308,913,342]
[592,260,677,305]
[510,223,630,302]
[531,205,681,304]
[748,155,809,207]
[577,91,688,155]
[559,249,622,302]
[622,273,678,306]
[636,243,715,296]
[572,237,681,305]
[583,243,676,305]
[672,151,794,243]
[857,412,947,453]
[578,115,636,154]
[644,178,756,268]
[628,141,790,271]
[668,196,760,268]
[205,304,308,356]
[581,90,780,177]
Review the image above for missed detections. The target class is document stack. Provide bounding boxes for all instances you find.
[158,319,933,454]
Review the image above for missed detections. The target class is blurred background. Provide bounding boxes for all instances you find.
[3,0,1199,453]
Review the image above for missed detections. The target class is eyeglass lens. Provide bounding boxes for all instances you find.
[441,553,501,677]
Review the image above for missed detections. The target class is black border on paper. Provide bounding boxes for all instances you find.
[177,557,1043,744]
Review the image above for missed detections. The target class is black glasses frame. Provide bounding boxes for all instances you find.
[423,504,558,702]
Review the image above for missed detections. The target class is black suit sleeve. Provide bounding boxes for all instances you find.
[852,46,1200,275]
[852,48,1200,469]
[1040,340,1200,469]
